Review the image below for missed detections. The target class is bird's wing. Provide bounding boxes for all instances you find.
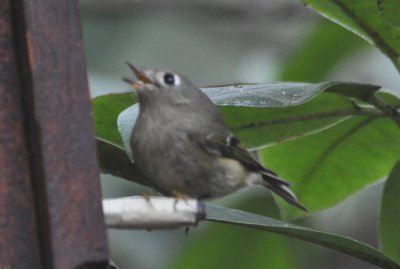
[189,132,272,174]
[189,131,305,210]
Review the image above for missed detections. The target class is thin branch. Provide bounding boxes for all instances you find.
[232,106,384,131]
[367,95,400,126]
[103,196,205,230]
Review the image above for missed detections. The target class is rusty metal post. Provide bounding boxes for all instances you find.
[0,1,42,268]
[0,0,109,268]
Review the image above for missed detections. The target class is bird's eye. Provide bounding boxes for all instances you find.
[163,73,176,85]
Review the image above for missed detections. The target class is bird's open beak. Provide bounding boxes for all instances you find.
[123,62,153,90]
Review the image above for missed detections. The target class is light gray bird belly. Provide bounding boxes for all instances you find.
[132,128,248,199]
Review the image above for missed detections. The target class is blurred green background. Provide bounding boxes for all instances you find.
[80,0,400,268]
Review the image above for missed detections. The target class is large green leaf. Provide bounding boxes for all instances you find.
[92,93,145,181]
[204,204,400,269]
[379,161,400,263]
[377,0,400,27]
[222,93,349,150]
[117,82,380,160]
[96,138,149,187]
[170,195,296,269]
[301,0,400,72]
[202,82,337,107]
[260,115,400,219]
[92,93,137,147]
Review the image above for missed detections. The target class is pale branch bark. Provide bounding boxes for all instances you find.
[103,196,205,229]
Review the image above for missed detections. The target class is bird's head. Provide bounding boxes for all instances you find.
[123,63,189,94]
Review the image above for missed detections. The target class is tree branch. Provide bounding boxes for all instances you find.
[103,196,205,230]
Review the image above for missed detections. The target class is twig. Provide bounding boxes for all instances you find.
[103,196,205,230]
[367,95,400,126]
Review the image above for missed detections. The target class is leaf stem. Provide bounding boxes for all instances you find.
[367,95,400,126]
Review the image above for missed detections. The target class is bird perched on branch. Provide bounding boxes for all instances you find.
[123,63,306,211]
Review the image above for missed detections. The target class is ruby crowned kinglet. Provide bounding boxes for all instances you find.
[123,63,306,211]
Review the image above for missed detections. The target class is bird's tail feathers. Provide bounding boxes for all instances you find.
[262,171,292,187]
[261,172,307,211]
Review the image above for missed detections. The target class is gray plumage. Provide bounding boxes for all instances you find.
[125,64,306,211]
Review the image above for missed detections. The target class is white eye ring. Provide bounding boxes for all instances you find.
[162,72,180,86]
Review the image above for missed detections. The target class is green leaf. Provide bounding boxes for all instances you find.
[118,82,378,159]
[117,104,139,161]
[260,115,400,219]
[379,161,400,263]
[301,0,400,72]
[92,92,137,147]
[325,83,380,101]
[92,93,149,185]
[170,195,296,269]
[204,204,400,269]
[279,19,368,82]
[223,92,349,149]
[96,138,149,187]
[202,82,337,107]
[377,0,400,27]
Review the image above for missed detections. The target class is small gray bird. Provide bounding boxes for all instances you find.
[124,63,306,211]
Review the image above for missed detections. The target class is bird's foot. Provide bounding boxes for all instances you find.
[172,191,192,211]
[141,190,156,208]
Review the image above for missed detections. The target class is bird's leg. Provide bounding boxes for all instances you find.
[141,189,156,208]
[172,191,192,211]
